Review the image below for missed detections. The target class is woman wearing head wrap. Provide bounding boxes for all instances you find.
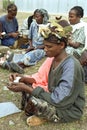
[12,8,49,67]
[20,8,49,39]
[27,8,49,49]
[8,19,85,126]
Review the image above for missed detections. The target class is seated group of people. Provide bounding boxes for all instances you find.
[0,3,87,126]
[0,3,50,73]
[0,4,87,79]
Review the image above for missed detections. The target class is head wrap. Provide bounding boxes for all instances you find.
[34,8,49,24]
[40,8,49,24]
[38,17,72,44]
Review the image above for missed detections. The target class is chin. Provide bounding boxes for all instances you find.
[46,54,53,57]
[70,22,75,25]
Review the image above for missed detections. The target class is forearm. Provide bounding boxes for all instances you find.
[24,84,34,94]
[7,32,19,38]
[68,41,80,49]
[28,39,33,47]
[36,45,44,49]
[20,76,36,84]
[7,82,34,94]
[7,32,14,37]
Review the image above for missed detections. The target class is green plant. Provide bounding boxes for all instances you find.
[3,0,14,11]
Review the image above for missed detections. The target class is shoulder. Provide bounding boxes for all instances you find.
[62,55,81,69]
[13,17,18,22]
[61,56,83,76]
[30,20,37,28]
[0,15,6,22]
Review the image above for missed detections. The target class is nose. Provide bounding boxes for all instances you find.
[44,47,47,52]
[44,47,49,55]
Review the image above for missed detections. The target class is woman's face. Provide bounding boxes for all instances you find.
[44,41,64,57]
[68,10,80,25]
[34,12,43,24]
[8,11,17,19]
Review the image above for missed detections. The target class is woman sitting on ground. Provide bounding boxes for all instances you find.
[66,6,87,83]
[7,19,85,126]
[0,8,49,73]
[0,3,19,48]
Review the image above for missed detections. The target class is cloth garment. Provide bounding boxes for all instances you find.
[12,49,46,66]
[65,21,87,83]
[26,57,54,91]
[79,21,87,51]
[39,19,72,40]
[25,96,59,122]
[28,20,44,48]
[66,22,86,56]
[21,57,53,110]
[31,55,85,122]
[0,15,18,46]
[11,20,47,66]
[20,15,33,36]
[20,17,29,36]
[83,65,87,83]
[1,37,18,46]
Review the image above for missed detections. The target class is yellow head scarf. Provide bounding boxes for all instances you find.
[38,18,72,44]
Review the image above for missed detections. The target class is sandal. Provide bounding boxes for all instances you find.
[27,115,47,126]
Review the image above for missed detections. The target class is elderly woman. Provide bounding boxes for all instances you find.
[7,19,85,126]
[20,8,49,38]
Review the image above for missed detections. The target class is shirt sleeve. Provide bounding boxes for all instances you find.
[28,22,33,39]
[15,18,18,31]
[73,27,85,45]
[51,60,74,104]
[32,58,76,106]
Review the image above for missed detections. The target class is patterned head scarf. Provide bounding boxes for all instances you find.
[38,18,72,46]
[34,8,49,24]
[40,8,49,24]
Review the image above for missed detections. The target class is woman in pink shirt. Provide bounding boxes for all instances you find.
[9,57,53,109]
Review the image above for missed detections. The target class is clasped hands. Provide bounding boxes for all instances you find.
[7,73,33,94]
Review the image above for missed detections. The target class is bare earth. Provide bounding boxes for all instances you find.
[0,11,87,130]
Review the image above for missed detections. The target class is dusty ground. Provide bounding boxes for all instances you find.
[0,66,87,130]
[0,11,87,130]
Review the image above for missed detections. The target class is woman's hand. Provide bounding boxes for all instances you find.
[9,73,23,82]
[8,32,19,38]
[7,82,33,94]
[7,82,27,92]
[80,50,87,65]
